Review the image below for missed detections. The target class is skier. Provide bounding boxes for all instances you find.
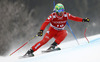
[24,3,90,57]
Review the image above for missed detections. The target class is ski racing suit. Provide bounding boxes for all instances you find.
[32,12,83,51]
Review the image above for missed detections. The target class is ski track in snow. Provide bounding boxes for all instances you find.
[0,34,100,62]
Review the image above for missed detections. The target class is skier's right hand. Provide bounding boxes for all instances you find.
[82,18,90,22]
[38,30,43,36]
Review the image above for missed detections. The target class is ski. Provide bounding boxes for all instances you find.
[19,47,61,59]
[42,47,61,53]
[19,55,34,59]
[19,54,34,59]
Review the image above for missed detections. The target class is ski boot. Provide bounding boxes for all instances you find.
[47,41,61,51]
[24,48,34,57]
[46,45,61,52]
[42,42,61,53]
[47,45,56,51]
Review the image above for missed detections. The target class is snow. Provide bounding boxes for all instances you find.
[0,34,100,62]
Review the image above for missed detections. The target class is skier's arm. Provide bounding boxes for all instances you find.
[40,19,50,30]
[67,13,90,22]
[67,13,83,22]
[38,15,52,36]
[40,15,52,30]
[38,19,50,36]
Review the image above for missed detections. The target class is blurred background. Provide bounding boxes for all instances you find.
[0,0,100,56]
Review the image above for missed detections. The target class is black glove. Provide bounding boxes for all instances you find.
[38,30,43,36]
[82,18,90,22]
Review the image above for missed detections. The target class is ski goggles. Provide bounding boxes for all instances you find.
[57,9,64,13]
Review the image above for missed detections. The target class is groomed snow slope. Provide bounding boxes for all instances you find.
[0,34,100,62]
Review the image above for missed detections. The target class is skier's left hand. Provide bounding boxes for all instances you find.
[82,18,90,22]
[38,30,43,36]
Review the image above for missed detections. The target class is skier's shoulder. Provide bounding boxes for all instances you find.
[49,12,56,19]
[64,12,70,15]
[51,12,56,16]
[63,11,70,14]
[63,11,67,14]
[47,12,56,18]
[65,12,71,17]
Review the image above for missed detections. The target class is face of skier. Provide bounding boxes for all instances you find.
[57,12,63,16]
[56,9,64,16]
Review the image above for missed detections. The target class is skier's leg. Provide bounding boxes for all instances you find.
[24,34,51,56]
[32,36,51,51]
[32,27,57,51]
[47,30,67,50]
[54,30,68,45]
[24,27,57,56]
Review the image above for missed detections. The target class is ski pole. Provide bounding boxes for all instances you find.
[53,0,56,12]
[53,0,55,9]
[66,21,80,45]
[84,27,89,43]
[9,35,38,56]
[84,19,90,43]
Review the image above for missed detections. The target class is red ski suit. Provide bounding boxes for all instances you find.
[32,12,83,51]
